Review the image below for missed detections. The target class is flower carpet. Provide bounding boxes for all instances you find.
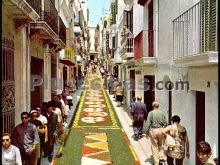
[55,72,140,165]
[81,133,112,165]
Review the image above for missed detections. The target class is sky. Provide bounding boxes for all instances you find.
[88,0,111,27]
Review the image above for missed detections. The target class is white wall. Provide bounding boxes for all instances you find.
[189,66,218,155]
[133,1,144,37]
[80,0,88,22]
[89,27,95,51]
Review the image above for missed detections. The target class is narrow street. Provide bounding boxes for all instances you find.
[49,70,153,165]
[2,0,218,165]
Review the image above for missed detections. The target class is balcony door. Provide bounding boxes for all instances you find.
[148,0,154,57]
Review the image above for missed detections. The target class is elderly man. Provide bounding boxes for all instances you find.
[145,101,168,165]
[132,96,147,141]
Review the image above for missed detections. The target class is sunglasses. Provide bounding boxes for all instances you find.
[2,139,10,142]
[21,116,29,119]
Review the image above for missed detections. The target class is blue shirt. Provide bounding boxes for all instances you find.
[13,122,39,152]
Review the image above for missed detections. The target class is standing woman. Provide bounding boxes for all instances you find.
[162,115,190,165]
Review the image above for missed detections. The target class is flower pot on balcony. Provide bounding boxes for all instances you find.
[124,0,133,5]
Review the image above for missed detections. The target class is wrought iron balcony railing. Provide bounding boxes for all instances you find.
[25,0,42,16]
[173,0,217,59]
[26,0,58,35]
[59,17,66,44]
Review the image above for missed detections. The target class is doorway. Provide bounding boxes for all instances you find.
[196,91,205,164]
[168,84,172,124]
[31,56,43,109]
[90,55,94,61]
[144,75,155,114]
[2,34,15,133]
[130,70,135,99]
[63,65,67,88]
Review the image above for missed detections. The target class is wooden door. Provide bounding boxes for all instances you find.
[63,65,67,88]
[168,84,172,124]
[196,91,205,164]
[144,75,155,114]
[31,56,43,109]
[130,69,135,99]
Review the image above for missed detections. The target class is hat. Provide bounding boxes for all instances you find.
[30,110,38,115]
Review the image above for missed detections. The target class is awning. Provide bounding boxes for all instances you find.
[59,59,75,66]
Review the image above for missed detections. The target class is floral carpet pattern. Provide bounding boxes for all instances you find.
[55,72,140,165]
[81,133,112,165]
[72,73,118,127]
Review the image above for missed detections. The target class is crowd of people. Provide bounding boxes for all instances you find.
[128,98,217,165]
[101,68,217,165]
[2,89,73,165]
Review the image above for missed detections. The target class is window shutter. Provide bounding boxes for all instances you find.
[111,2,117,25]
[209,0,217,50]
[200,0,217,51]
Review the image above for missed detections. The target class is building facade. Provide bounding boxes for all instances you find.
[2,0,88,134]
[106,0,218,164]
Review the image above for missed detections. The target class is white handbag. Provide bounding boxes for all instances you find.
[164,134,176,151]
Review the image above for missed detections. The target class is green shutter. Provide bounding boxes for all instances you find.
[115,0,118,14]
[200,0,217,52]
[209,0,217,50]
[111,2,117,25]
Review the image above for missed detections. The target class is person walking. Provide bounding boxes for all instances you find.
[108,75,114,94]
[162,115,190,165]
[36,106,48,158]
[145,101,168,165]
[129,97,136,117]
[30,110,44,165]
[115,82,124,107]
[132,96,147,141]
[44,101,59,162]
[13,112,39,165]
[197,141,216,165]
[2,133,22,165]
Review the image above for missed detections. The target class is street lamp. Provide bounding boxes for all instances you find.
[124,0,133,5]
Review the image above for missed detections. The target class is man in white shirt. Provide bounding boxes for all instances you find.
[2,133,22,165]
[52,103,64,145]
[36,107,48,158]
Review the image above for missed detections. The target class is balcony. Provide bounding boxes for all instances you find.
[29,0,58,42]
[173,1,218,67]
[3,0,40,29]
[134,30,157,66]
[60,47,75,66]
[120,37,134,60]
[54,17,66,50]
